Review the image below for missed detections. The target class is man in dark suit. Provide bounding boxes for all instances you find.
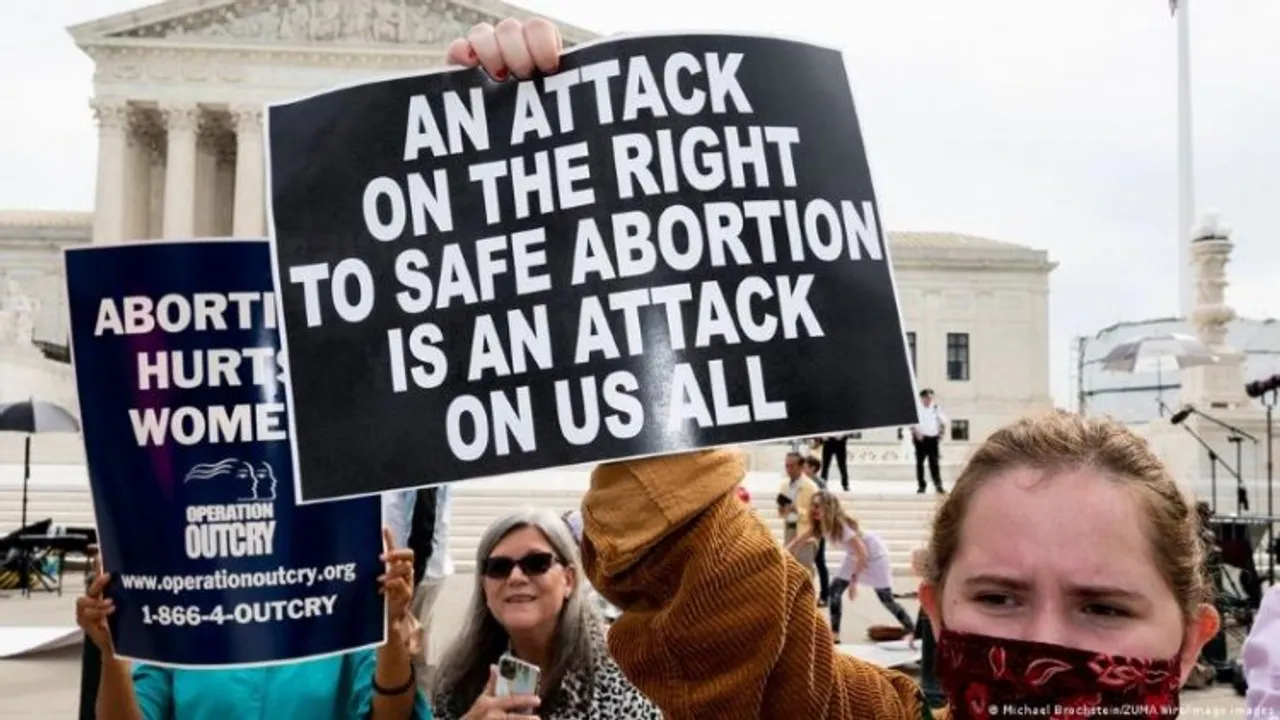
[819,435,849,491]
[405,486,453,690]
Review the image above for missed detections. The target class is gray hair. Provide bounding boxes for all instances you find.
[431,507,602,715]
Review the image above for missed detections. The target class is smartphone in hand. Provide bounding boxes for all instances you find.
[496,653,540,699]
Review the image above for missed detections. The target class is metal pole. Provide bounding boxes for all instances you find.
[1157,363,1165,417]
[1176,0,1196,316]
[1210,453,1218,514]
[1235,436,1246,513]
[1267,395,1275,584]
[20,434,30,530]
[1076,336,1087,415]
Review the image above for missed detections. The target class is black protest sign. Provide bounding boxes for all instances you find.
[266,33,917,502]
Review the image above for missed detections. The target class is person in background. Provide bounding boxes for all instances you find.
[1192,501,1230,684]
[562,508,584,545]
[820,435,850,491]
[76,528,430,720]
[778,452,819,540]
[1243,586,1280,714]
[908,548,943,709]
[384,492,411,541]
[788,491,913,641]
[406,486,454,690]
[804,455,827,491]
[912,389,947,494]
[803,455,831,607]
[778,452,820,591]
[431,509,658,720]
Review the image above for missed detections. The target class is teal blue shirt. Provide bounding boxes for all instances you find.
[131,649,432,720]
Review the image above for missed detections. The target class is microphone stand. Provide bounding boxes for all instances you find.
[1190,406,1260,443]
[1176,421,1240,514]
[1190,407,1257,514]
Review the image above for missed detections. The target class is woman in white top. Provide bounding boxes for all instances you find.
[787,491,915,641]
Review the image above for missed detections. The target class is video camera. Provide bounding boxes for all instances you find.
[1245,375,1280,398]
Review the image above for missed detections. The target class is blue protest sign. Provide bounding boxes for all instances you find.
[64,239,385,668]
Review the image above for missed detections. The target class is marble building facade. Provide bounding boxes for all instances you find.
[0,0,1056,475]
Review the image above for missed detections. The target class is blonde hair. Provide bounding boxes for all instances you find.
[924,412,1209,618]
[809,491,860,542]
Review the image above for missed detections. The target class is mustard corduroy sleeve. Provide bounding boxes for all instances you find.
[581,448,922,720]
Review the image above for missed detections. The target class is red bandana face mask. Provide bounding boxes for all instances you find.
[935,629,1183,719]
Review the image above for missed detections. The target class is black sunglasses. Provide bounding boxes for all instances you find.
[482,552,559,580]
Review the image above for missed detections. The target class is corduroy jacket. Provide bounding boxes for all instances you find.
[581,448,925,719]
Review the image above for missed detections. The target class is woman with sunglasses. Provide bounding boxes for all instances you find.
[430,509,657,720]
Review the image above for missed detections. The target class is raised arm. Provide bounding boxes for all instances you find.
[77,567,151,720]
[581,449,922,719]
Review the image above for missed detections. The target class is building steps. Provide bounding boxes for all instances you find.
[0,465,950,579]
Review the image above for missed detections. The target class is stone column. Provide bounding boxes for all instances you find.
[1180,210,1246,409]
[90,98,131,244]
[231,106,265,237]
[1190,212,1236,348]
[161,103,201,240]
[194,122,221,236]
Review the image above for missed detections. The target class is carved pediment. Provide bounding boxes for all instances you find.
[78,0,595,48]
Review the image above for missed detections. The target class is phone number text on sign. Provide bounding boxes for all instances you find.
[141,595,339,627]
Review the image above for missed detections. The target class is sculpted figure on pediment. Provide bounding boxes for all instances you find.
[278,3,311,41]
[161,0,474,45]
[187,4,282,40]
[341,0,374,43]
[310,0,342,41]
[0,279,36,346]
[371,0,403,43]
[406,6,469,44]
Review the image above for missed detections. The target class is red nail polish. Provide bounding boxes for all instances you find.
[493,68,508,81]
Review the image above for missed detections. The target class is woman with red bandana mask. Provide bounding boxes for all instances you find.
[914,413,1221,718]
[444,21,1221,718]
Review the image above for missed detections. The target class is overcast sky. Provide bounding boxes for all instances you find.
[2,0,1277,405]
